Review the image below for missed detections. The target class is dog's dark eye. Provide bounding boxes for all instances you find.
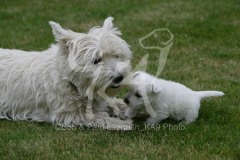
[93,58,102,64]
[135,92,142,98]
[116,55,119,59]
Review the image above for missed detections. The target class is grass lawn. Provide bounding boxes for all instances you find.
[0,0,240,159]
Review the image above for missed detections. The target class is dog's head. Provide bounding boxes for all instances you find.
[123,71,161,109]
[49,17,132,95]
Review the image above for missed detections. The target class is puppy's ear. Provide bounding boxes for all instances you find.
[49,21,78,45]
[151,84,161,94]
[133,72,140,79]
[102,17,121,35]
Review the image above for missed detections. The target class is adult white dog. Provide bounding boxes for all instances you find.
[124,71,224,124]
[0,17,133,130]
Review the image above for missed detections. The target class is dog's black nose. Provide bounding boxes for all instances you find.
[124,98,129,104]
[113,74,124,84]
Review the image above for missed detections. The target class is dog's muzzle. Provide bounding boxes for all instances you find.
[111,74,124,88]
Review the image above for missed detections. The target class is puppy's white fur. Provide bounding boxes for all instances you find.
[0,17,133,130]
[124,71,224,124]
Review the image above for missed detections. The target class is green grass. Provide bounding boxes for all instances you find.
[0,0,240,159]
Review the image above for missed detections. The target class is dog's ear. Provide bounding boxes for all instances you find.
[151,84,161,94]
[49,21,78,44]
[102,17,121,35]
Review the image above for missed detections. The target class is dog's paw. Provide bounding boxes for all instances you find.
[113,98,128,111]
[113,107,120,117]
[86,112,95,120]
[124,108,137,119]
[118,110,128,120]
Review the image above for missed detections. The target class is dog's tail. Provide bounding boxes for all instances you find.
[197,91,224,100]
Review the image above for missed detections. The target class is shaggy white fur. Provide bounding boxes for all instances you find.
[124,71,224,124]
[0,17,133,130]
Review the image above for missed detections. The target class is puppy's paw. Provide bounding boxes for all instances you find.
[145,117,158,125]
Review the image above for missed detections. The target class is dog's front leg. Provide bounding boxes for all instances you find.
[86,91,95,120]
[51,100,85,127]
[85,66,104,120]
[97,88,120,117]
[85,85,96,120]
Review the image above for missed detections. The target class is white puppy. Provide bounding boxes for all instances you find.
[124,71,224,124]
[0,17,133,130]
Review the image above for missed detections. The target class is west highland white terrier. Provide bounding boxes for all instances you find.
[124,71,224,124]
[0,17,133,130]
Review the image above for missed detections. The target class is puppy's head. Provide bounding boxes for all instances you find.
[49,17,132,95]
[123,72,161,109]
